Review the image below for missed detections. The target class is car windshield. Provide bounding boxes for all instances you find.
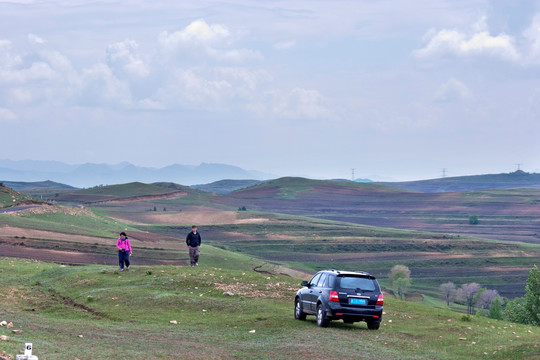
[339,276,376,291]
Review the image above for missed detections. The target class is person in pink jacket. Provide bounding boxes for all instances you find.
[117,232,132,271]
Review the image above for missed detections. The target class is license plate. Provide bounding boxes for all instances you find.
[350,298,367,305]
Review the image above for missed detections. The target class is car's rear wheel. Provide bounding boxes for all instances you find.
[316,304,330,327]
[366,320,380,330]
[294,298,306,320]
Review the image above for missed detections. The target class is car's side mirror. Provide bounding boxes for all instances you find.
[301,281,309,287]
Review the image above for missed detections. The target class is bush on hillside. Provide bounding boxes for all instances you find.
[488,297,503,320]
[469,215,479,225]
[504,265,540,326]
[390,265,411,300]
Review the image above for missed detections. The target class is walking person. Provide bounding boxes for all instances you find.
[186,225,201,267]
[117,232,132,271]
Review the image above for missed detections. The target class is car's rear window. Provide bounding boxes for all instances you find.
[339,276,376,291]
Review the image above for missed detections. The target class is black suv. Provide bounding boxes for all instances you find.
[294,269,383,329]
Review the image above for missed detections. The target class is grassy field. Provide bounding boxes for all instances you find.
[1,257,539,360]
[0,185,34,208]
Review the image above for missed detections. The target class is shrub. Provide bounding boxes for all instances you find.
[390,265,411,300]
[488,297,503,320]
[503,265,540,326]
[469,215,479,225]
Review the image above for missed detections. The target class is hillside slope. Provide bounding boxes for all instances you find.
[213,177,540,244]
[378,171,540,193]
[0,184,35,208]
[0,258,539,360]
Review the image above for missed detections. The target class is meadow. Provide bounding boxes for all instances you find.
[1,179,540,358]
[1,258,539,360]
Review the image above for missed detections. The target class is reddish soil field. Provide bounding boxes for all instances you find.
[214,185,540,244]
[0,244,186,266]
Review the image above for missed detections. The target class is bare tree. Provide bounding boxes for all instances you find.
[457,283,481,315]
[439,282,457,307]
[476,289,500,311]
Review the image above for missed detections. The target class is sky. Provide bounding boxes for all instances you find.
[1,0,540,181]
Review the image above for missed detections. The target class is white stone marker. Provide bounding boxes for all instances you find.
[15,342,38,360]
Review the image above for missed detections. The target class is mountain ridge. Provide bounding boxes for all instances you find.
[0,159,275,187]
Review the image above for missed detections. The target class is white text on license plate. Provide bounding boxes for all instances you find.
[350,298,367,305]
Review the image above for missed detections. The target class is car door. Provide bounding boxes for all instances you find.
[315,273,329,305]
[304,273,322,312]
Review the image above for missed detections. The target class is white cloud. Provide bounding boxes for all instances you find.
[273,88,330,119]
[523,14,540,64]
[0,61,59,84]
[0,40,22,68]
[416,29,519,60]
[28,33,45,44]
[78,63,132,106]
[274,40,296,50]
[435,78,472,102]
[158,19,261,63]
[158,19,230,50]
[0,107,17,122]
[415,17,520,61]
[206,47,263,62]
[106,39,149,77]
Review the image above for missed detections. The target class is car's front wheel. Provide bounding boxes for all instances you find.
[316,304,330,327]
[366,320,380,330]
[294,298,306,320]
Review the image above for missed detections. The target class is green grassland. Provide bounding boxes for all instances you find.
[1,258,539,360]
[0,184,34,208]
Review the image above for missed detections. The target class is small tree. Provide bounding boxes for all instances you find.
[524,265,540,326]
[390,265,411,300]
[503,265,540,325]
[153,206,157,211]
[457,282,481,315]
[439,282,457,307]
[469,215,479,225]
[488,297,503,320]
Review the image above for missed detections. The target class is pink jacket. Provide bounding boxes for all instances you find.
[117,237,132,253]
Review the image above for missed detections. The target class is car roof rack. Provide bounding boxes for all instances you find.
[320,269,375,278]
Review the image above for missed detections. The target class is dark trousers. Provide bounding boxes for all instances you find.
[118,250,130,269]
[189,246,200,265]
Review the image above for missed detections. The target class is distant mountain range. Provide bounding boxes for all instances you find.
[0,159,274,188]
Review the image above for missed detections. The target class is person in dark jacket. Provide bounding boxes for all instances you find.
[186,225,201,266]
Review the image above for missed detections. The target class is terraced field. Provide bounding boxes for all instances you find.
[2,178,539,303]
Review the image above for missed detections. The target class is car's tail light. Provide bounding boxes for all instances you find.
[329,290,339,302]
[376,294,383,305]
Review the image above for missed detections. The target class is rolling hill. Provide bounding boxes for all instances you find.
[2,177,540,305]
[378,170,540,193]
[213,177,540,244]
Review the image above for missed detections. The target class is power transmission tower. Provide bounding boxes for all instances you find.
[515,163,522,171]
[442,168,447,178]
[351,168,355,181]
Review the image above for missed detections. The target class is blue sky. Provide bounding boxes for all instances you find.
[1,0,539,180]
